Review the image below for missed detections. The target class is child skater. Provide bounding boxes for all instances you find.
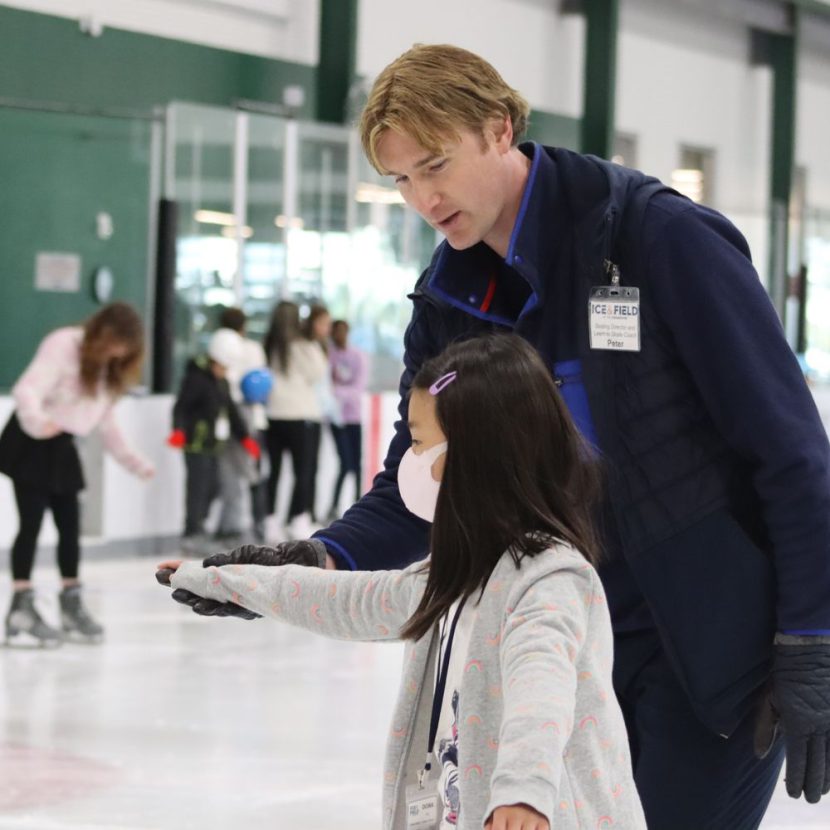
[158,333,646,830]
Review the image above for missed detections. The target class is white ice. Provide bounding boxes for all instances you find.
[1,556,829,830]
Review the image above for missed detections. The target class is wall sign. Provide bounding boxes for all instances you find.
[35,252,81,292]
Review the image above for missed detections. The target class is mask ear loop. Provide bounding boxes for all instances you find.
[429,371,457,396]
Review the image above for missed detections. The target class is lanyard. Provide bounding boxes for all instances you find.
[419,594,469,787]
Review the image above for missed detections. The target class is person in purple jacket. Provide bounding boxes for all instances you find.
[327,319,368,520]
[165,44,830,829]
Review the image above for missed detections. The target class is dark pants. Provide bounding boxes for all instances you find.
[11,482,81,581]
[330,423,362,512]
[265,419,314,521]
[250,479,268,532]
[307,421,321,521]
[183,453,219,537]
[614,628,785,830]
[245,430,268,533]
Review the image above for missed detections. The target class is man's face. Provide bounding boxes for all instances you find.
[376,123,515,255]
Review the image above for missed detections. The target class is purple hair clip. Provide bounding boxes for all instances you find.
[429,371,457,396]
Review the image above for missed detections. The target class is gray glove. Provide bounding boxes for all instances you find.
[160,540,328,620]
[754,634,830,803]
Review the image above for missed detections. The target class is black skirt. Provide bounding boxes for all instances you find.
[0,411,85,493]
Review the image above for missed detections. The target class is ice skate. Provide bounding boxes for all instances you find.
[60,585,104,645]
[180,533,211,556]
[284,512,321,541]
[5,588,63,648]
[263,515,285,544]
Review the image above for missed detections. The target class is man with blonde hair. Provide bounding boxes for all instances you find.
[171,43,830,830]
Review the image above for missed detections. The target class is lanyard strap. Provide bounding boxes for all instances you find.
[423,594,469,777]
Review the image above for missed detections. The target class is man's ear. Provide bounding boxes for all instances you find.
[490,115,514,153]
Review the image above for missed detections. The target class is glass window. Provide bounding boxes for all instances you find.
[612,133,638,168]
[167,102,238,380]
[804,209,830,380]
[672,145,715,205]
[165,105,431,391]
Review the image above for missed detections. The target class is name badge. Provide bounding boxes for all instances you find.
[215,414,231,441]
[405,773,441,830]
[588,286,641,352]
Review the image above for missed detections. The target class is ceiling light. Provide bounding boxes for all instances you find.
[274,215,305,229]
[220,225,254,239]
[194,209,237,226]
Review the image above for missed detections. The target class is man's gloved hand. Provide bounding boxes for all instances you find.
[754,634,830,803]
[169,539,328,620]
[203,540,327,569]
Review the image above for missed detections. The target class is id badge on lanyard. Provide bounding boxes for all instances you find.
[406,596,469,829]
[405,769,441,829]
[589,260,641,352]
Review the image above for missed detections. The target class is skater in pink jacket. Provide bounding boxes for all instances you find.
[0,302,154,647]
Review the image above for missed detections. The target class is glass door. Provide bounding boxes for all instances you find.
[164,103,431,390]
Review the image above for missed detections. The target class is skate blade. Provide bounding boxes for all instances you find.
[62,628,104,645]
[4,629,64,649]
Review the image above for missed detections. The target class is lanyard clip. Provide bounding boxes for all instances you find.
[603,259,621,287]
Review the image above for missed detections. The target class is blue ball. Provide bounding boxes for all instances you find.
[240,368,273,404]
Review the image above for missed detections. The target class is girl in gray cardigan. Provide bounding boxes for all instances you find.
[162,334,646,830]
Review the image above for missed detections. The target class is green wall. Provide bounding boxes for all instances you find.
[0,6,583,387]
[526,109,581,151]
[0,6,316,114]
[0,5,315,388]
[0,109,151,387]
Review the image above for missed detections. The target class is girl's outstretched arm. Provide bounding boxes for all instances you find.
[169,559,428,643]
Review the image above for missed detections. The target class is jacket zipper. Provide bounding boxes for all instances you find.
[554,369,581,388]
[601,209,621,285]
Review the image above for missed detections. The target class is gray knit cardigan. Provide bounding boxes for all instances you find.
[170,544,646,829]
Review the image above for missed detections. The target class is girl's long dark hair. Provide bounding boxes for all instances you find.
[400,334,602,641]
[80,302,144,396]
[263,301,301,372]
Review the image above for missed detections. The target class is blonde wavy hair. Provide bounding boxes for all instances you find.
[359,44,530,174]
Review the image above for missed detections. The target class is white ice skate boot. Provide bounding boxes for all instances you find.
[284,512,321,541]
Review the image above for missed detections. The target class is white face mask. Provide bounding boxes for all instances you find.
[397,441,448,522]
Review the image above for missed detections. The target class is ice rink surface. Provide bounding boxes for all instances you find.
[1,556,830,830]
[1,557,399,829]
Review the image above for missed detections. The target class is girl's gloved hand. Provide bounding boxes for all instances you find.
[155,540,328,620]
[154,558,262,621]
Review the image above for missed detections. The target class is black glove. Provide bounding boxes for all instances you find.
[163,539,328,621]
[155,565,261,619]
[754,634,830,803]
[203,540,327,570]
